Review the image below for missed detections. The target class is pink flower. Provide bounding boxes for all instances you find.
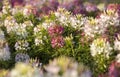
[48,25,64,37]
[108,61,120,77]
[107,4,118,12]
[51,36,64,48]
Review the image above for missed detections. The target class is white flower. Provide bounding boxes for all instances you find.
[83,18,106,38]
[90,38,112,58]
[0,43,10,61]
[116,54,120,63]
[14,40,30,51]
[10,63,41,77]
[114,34,120,51]
[114,39,120,51]
[2,5,11,14]
[99,13,120,27]
[35,38,43,46]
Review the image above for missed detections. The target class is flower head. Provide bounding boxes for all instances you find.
[51,36,64,48]
[15,53,30,63]
[48,25,64,37]
[90,38,112,58]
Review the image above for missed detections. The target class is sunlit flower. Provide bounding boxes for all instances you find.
[114,34,120,51]
[90,38,112,58]
[14,40,30,51]
[10,62,41,77]
[83,17,105,38]
[116,54,120,63]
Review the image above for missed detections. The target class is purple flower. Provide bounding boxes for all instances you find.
[73,0,83,6]
[11,0,24,7]
[51,36,64,48]
[85,3,98,12]
[48,25,64,37]
[73,6,87,15]
[40,6,51,15]
[40,0,59,15]
[117,4,120,18]
[49,0,59,10]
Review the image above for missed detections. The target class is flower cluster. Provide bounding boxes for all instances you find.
[44,56,92,77]
[15,53,30,63]
[1,0,120,77]
[0,29,10,61]
[9,62,41,77]
[90,38,112,58]
[48,25,64,48]
[48,25,64,36]
[14,40,30,52]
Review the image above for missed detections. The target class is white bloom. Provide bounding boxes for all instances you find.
[35,38,43,46]
[15,40,30,51]
[99,13,120,27]
[114,39,120,51]
[116,54,120,63]
[0,43,10,61]
[83,18,106,38]
[2,5,11,14]
[90,38,112,58]
[10,63,41,77]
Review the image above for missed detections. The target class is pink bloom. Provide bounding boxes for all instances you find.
[48,25,64,37]
[108,61,120,77]
[107,4,118,11]
[51,36,64,48]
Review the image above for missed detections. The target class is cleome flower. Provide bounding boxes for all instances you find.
[114,34,120,51]
[54,8,83,29]
[0,29,10,61]
[9,62,41,77]
[51,36,64,48]
[44,56,92,77]
[83,17,106,38]
[14,40,30,51]
[48,25,64,37]
[15,53,30,63]
[116,53,120,63]
[0,42,10,61]
[90,38,112,58]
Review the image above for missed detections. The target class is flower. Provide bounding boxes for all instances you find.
[45,56,92,77]
[51,36,64,48]
[85,3,98,12]
[14,40,29,51]
[83,17,105,38]
[0,43,10,61]
[48,25,64,37]
[114,34,120,51]
[108,61,120,77]
[116,54,120,63]
[15,53,30,63]
[9,62,41,77]
[90,38,112,58]
[0,29,10,61]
